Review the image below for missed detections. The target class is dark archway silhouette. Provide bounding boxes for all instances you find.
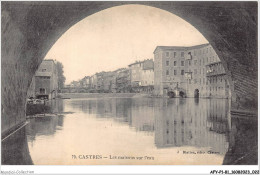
[167,91,175,98]
[179,91,185,98]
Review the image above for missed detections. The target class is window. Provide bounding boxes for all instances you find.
[166,52,169,57]
[42,69,46,72]
[174,70,177,75]
[181,70,184,75]
[166,60,169,66]
[194,79,197,84]
[188,52,192,60]
[40,88,46,94]
[189,60,191,66]
[181,61,184,66]
[166,70,169,75]
[199,60,201,65]
[174,52,176,58]
[194,60,197,65]
[194,69,197,74]
[174,61,177,66]
[181,52,184,57]
[194,50,196,56]
[41,76,50,79]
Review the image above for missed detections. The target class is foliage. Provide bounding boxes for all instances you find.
[56,61,66,89]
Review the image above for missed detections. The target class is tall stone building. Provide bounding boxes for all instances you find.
[28,59,58,99]
[153,43,230,98]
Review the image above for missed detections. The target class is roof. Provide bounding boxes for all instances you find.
[205,60,222,66]
[43,59,55,63]
[187,43,210,50]
[153,43,210,53]
[35,72,52,77]
[143,59,154,70]
[128,61,144,67]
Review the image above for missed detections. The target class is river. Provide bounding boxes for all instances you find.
[15,97,257,165]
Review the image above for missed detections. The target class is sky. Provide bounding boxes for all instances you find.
[45,5,208,84]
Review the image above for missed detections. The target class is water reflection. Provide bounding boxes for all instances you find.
[26,115,64,142]
[154,98,229,155]
[22,97,257,165]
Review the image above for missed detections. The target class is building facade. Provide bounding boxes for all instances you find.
[28,59,58,99]
[128,59,154,93]
[128,61,143,87]
[153,44,230,98]
[141,59,154,93]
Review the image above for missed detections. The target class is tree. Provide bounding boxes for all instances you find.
[56,61,66,90]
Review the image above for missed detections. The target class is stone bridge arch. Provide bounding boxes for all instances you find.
[1,1,257,135]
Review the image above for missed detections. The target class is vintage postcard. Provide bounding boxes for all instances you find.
[1,1,259,174]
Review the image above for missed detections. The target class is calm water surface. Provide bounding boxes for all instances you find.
[25,97,257,165]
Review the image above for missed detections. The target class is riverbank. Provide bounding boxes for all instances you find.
[58,93,153,99]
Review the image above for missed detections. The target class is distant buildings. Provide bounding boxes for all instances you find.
[27,59,58,99]
[115,68,131,93]
[96,72,105,92]
[63,43,229,99]
[128,59,154,93]
[90,74,97,91]
[153,43,230,98]
[67,59,154,94]
[128,61,143,87]
[103,71,116,93]
[81,76,91,89]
